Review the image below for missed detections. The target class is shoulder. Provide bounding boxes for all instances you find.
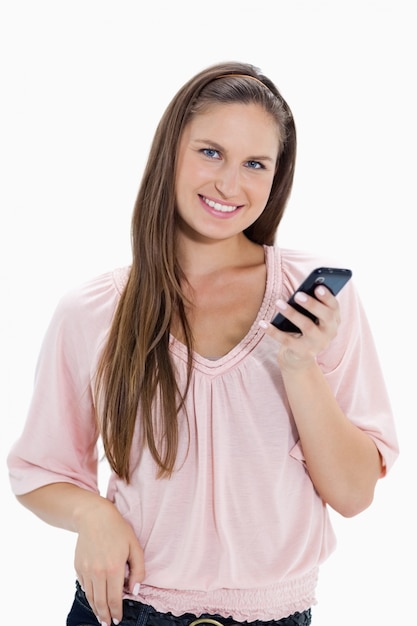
[48,267,131,338]
[60,266,129,307]
[267,245,352,295]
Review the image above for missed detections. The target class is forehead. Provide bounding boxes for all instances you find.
[183,102,281,148]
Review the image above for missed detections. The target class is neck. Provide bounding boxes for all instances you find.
[176,233,262,277]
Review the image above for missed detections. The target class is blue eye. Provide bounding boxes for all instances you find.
[246,160,264,170]
[202,148,220,159]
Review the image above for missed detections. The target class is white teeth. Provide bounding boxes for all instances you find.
[203,196,238,213]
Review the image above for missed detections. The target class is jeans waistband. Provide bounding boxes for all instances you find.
[122,598,312,626]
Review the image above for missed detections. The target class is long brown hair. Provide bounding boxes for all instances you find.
[95,61,297,481]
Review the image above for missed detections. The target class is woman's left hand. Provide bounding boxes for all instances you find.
[260,285,341,370]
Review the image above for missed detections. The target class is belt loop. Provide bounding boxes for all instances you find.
[135,602,152,626]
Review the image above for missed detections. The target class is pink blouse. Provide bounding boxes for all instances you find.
[7,245,399,621]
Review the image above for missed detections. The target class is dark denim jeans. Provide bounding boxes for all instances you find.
[66,581,312,626]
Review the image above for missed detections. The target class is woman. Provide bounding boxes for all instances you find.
[7,61,399,626]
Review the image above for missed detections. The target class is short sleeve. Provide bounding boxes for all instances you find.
[7,270,123,495]
[311,280,399,475]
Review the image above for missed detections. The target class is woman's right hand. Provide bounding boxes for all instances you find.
[17,483,145,626]
[74,496,145,626]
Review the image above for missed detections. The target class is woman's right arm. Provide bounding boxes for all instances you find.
[9,278,146,624]
[17,483,145,626]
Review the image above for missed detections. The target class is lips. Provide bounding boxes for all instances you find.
[200,195,240,213]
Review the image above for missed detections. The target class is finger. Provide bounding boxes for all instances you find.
[80,579,99,622]
[91,577,112,626]
[127,544,146,596]
[311,288,341,334]
[106,569,126,625]
[274,298,318,336]
[295,290,340,327]
[312,285,340,315]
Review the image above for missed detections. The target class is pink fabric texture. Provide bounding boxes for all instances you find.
[7,246,399,621]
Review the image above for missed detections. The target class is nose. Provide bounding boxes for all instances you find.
[214,163,240,198]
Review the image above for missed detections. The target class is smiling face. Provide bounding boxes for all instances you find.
[174,102,281,245]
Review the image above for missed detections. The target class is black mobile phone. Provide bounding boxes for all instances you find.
[271,267,352,333]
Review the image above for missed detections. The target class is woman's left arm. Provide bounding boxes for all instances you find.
[262,284,383,517]
[280,357,382,517]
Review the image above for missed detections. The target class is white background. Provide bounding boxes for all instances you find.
[1,1,415,624]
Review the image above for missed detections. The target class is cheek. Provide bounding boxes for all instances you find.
[190,159,217,182]
[176,156,206,191]
[252,176,275,206]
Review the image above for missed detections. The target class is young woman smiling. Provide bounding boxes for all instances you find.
[8,61,398,626]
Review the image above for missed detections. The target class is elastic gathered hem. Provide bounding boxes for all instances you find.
[125,568,318,622]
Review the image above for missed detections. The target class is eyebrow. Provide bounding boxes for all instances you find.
[193,138,276,164]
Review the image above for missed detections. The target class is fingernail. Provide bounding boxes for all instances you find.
[113,620,120,625]
[294,291,308,303]
[276,298,288,309]
[133,582,141,595]
[258,320,268,329]
[101,622,108,626]
[316,286,326,296]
